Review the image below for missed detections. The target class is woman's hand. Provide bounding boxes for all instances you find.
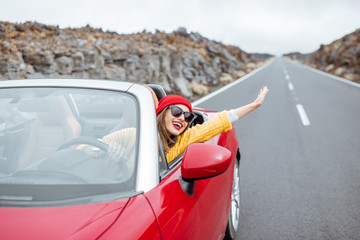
[107,142,127,164]
[235,86,269,119]
[252,86,269,108]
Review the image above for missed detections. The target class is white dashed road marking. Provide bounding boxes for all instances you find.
[296,104,311,126]
[288,83,294,91]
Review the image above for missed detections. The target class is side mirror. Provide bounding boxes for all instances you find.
[181,143,232,181]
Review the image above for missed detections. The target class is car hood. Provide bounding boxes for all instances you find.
[0,199,129,240]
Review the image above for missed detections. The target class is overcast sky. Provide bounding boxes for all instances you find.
[1,0,359,56]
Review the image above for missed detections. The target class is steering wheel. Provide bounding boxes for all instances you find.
[57,137,130,181]
[57,137,108,152]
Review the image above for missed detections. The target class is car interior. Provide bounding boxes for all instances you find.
[0,89,130,174]
[9,95,82,172]
[0,84,206,176]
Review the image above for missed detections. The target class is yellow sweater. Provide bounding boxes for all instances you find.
[102,127,136,151]
[100,111,232,163]
[165,111,232,162]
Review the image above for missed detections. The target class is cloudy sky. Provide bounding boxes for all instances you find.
[1,0,359,56]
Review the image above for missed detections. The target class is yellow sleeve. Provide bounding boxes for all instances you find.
[102,128,137,150]
[166,111,232,162]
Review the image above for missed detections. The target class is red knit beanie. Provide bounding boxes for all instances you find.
[156,95,192,115]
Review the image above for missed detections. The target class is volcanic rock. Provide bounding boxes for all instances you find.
[0,21,272,99]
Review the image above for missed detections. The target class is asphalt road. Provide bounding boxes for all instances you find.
[194,57,360,240]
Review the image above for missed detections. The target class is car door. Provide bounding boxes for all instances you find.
[144,130,238,240]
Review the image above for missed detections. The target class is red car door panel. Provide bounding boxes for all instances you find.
[145,130,238,240]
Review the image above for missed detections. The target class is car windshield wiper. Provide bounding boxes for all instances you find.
[0,195,33,201]
[12,170,89,184]
[0,190,143,208]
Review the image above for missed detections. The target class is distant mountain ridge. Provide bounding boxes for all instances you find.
[284,28,360,83]
[0,21,272,99]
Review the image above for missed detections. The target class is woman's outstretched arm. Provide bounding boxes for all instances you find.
[234,86,269,120]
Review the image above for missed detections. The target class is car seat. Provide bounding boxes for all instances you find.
[144,85,160,108]
[110,85,163,133]
[11,95,82,171]
[145,84,167,102]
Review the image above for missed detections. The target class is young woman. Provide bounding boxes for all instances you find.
[155,86,269,162]
[91,86,268,165]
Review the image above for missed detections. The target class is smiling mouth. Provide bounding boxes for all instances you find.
[172,121,183,130]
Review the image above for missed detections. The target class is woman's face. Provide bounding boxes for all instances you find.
[164,104,190,136]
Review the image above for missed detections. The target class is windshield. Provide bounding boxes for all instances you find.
[0,87,139,207]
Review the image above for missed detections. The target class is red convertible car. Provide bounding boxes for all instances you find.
[0,79,241,239]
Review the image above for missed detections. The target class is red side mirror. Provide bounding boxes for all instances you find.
[181,143,232,181]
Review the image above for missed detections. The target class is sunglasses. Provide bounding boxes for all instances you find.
[168,105,194,122]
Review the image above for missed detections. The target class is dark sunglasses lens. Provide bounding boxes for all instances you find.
[171,106,183,117]
[184,113,194,122]
[170,106,193,122]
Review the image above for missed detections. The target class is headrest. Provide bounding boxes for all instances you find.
[144,86,159,109]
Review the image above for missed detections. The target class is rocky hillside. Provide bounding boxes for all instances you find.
[285,28,360,83]
[0,21,271,99]
[283,52,311,62]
